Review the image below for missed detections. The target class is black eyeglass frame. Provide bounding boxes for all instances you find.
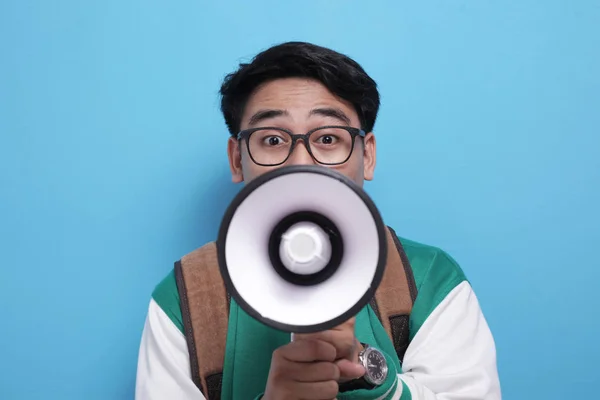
[236,125,367,167]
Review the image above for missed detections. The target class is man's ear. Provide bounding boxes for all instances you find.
[227,137,244,183]
[363,132,377,181]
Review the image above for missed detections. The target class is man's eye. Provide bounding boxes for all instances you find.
[316,135,337,145]
[263,136,283,146]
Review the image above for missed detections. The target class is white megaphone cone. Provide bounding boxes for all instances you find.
[216,165,387,337]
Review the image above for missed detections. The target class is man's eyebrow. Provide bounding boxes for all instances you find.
[248,109,289,126]
[309,107,351,126]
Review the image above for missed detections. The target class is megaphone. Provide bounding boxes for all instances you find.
[217,165,387,334]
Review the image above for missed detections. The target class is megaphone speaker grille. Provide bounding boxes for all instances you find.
[269,211,343,287]
[217,165,387,333]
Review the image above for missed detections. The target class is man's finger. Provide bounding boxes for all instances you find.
[293,329,336,344]
[279,339,337,363]
[336,359,366,382]
[290,380,339,400]
[293,330,358,361]
[289,361,340,383]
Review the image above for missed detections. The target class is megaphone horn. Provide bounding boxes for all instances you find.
[217,165,387,334]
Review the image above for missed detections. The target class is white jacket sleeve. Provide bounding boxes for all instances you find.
[135,299,205,400]
[398,281,502,399]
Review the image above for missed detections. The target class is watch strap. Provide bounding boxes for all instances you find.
[338,376,375,392]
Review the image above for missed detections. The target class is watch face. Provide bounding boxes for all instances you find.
[364,348,388,385]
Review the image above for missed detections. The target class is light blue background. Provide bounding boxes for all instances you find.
[1,1,598,399]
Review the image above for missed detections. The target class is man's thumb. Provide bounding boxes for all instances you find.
[336,359,365,381]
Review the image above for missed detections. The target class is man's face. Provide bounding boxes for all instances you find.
[227,78,376,186]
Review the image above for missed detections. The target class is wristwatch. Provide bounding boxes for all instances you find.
[338,343,388,392]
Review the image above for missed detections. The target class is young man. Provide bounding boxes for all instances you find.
[135,42,501,399]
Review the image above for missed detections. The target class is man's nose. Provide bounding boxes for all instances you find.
[286,140,316,165]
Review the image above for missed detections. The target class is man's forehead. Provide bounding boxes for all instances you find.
[246,107,352,128]
[248,78,337,102]
[242,78,358,123]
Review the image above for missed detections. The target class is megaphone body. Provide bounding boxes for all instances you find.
[217,165,387,334]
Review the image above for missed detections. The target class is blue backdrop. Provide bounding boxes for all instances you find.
[1,1,598,399]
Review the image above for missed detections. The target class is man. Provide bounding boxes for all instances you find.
[135,41,501,399]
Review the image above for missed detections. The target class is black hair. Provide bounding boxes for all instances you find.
[219,41,380,136]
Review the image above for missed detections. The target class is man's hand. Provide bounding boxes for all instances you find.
[262,339,341,400]
[293,317,366,383]
[262,318,367,399]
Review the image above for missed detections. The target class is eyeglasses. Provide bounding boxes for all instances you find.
[237,125,366,167]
